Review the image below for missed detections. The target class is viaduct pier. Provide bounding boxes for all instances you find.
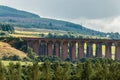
[24,38,120,61]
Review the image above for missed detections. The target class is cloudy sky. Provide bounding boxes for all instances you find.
[0,0,120,33]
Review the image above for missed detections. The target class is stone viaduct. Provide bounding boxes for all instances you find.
[23,38,120,61]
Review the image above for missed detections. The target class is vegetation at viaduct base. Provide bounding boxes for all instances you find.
[0,58,120,80]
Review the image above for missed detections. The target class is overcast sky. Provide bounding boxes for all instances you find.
[0,0,120,33]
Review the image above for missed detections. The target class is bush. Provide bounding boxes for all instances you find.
[2,55,21,61]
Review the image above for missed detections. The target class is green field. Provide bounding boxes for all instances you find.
[1,60,43,66]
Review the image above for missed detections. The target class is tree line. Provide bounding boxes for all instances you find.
[0,23,14,34]
[0,58,120,80]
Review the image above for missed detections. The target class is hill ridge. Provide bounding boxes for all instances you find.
[0,5,106,37]
[0,5,40,18]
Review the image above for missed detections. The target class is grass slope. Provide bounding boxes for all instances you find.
[0,41,27,58]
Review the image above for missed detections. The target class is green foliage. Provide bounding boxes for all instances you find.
[52,61,63,80]
[62,62,71,80]
[74,63,83,80]
[92,59,103,79]
[15,62,22,80]
[45,32,84,38]
[0,23,14,37]
[83,60,93,80]
[101,59,109,79]
[2,55,21,61]
[0,23,14,34]
[0,31,9,37]
[27,47,36,60]
[0,61,5,80]
[28,62,41,80]
[7,62,15,80]
[0,59,120,80]
[41,61,53,80]
[36,56,61,62]
[107,32,120,39]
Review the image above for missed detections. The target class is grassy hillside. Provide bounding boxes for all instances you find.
[0,5,106,37]
[0,41,27,59]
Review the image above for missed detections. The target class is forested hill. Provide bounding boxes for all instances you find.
[0,5,40,18]
[0,5,106,37]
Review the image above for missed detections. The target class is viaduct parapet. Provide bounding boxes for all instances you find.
[23,38,120,61]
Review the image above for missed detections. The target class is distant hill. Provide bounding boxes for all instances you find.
[0,5,106,37]
[0,5,40,18]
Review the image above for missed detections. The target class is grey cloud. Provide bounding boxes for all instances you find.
[36,0,120,19]
[1,0,120,19]
[69,16,120,33]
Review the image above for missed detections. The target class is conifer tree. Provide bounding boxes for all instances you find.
[93,59,103,79]
[41,61,52,80]
[75,62,83,80]
[61,62,71,80]
[101,59,109,80]
[83,59,93,80]
[52,61,63,80]
[108,59,119,80]
[8,62,15,80]
[0,61,5,80]
[28,62,41,80]
[14,62,22,80]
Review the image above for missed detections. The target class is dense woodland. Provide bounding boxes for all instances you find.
[0,5,40,18]
[0,58,120,80]
[0,23,14,37]
[0,23,14,33]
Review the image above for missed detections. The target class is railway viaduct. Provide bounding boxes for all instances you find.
[24,38,120,61]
